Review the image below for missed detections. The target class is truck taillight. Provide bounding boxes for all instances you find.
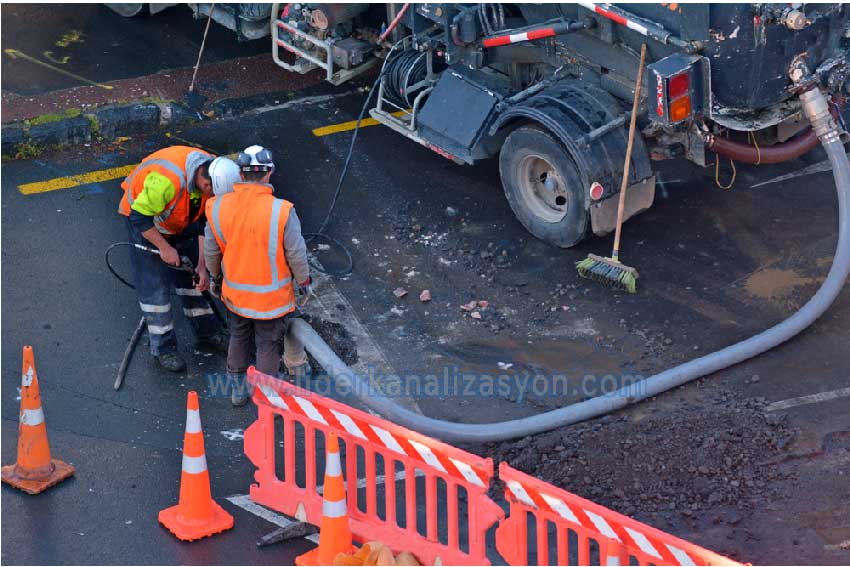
[668,72,689,100]
[669,96,692,122]
[646,54,707,126]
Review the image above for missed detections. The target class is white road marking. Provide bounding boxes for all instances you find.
[225,495,321,544]
[765,386,850,412]
[243,91,361,116]
[220,429,244,441]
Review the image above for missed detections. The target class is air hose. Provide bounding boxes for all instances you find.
[289,85,850,443]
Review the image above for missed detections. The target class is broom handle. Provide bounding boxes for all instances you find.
[612,43,647,262]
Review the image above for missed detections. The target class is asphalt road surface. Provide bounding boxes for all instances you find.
[2,10,850,567]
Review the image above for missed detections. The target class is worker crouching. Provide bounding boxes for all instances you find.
[118,145,228,373]
[205,146,312,406]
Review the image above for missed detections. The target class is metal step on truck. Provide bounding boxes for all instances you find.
[267,3,850,248]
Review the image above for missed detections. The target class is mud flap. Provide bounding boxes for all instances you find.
[590,175,656,236]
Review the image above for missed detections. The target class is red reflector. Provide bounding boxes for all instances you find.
[668,72,690,100]
[590,182,604,200]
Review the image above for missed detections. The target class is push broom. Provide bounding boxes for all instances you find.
[576,43,647,294]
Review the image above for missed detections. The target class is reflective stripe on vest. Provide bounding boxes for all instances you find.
[210,197,227,246]
[124,158,188,234]
[221,199,291,293]
[222,296,296,319]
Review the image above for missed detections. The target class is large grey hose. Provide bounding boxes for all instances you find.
[291,86,850,443]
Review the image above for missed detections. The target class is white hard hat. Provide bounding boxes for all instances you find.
[209,157,241,196]
[237,145,275,173]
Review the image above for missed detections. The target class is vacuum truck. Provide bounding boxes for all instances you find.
[268,3,850,247]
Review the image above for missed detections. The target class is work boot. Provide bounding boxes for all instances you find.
[231,388,249,407]
[199,331,229,353]
[287,361,313,383]
[157,352,187,373]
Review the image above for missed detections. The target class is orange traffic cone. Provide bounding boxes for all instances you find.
[296,432,356,566]
[158,391,234,541]
[2,346,74,494]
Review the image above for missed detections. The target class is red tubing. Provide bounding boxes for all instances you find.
[379,3,411,43]
[706,104,840,165]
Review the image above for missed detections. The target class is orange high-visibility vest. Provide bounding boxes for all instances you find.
[206,183,297,320]
[118,146,212,235]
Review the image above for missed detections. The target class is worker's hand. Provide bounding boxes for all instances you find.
[195,268,210,292]
[159,244,181,267]
[209,274,222,298]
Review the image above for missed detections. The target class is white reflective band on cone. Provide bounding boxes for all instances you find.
[182,454,208,474]
[20,407,45,426]
[140,302,170,313]
[186,409,202,433]
[325,453,342,477]
[322,498,347,518]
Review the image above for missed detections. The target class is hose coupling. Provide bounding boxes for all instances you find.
[800,87,839,139]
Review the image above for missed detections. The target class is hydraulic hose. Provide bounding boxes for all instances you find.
[290,86,850,443]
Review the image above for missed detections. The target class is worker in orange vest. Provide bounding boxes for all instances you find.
[118,145,228,373]
[206,145,312,406]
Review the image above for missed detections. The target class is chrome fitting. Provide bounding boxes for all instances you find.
[799,87,837,138]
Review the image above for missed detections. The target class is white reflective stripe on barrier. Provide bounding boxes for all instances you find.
[293,396,328,425]
[259,384,290,411]
[585,510,621,541]
[140,302,170,313]
[182,454,208,474]
[147,323,174,335]
[665,544,695,566]
[449,457,486,488]
[409,439,447,473]
[322,498,348,518]
[186,409,202,434]
[330,408,367,440]
[624,527,662,560]
[507,480,536,507]
[325,453,342,477]
[541,493,580,524]
[20,407,45,426]
[370,424,406,455]
[183,307,214,317]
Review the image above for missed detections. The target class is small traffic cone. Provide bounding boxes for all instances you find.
[296,432,355,566]
[158,391,233,541]
[2,346,74,494]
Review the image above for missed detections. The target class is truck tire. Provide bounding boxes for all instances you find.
[499,126,589,248]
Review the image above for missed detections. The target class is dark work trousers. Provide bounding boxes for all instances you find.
[126,217,220,356]
[226,311,307,395]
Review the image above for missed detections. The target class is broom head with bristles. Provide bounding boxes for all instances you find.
[576,253,639,293]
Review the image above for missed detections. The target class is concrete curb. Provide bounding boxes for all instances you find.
[1,100,200,159]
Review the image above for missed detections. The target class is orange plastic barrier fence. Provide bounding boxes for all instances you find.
[496,463,741,566]
[244,368,504,566]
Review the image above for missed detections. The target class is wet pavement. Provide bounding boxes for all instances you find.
[2,9,850,565]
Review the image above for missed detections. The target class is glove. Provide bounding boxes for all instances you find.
[297,278,313,306]
[210,274,223,298]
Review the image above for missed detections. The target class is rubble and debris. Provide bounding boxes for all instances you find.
[419,290,431,302]
[393,287,408,298]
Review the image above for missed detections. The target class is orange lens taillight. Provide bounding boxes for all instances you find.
[669,96,692,122]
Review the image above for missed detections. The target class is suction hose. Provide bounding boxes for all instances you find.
[289,86,850,443]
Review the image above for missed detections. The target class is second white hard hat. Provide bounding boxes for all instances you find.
[209,157,241,196]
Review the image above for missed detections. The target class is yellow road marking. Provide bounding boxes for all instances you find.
[312,110,407,137]
[18,164,136,195]
[3,48,113,90]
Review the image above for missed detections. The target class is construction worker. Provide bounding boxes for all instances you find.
[203,156,241,297]
[118,145,228,373]
[206,145,312,406]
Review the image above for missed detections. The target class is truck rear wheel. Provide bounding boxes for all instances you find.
[499,126,589,248]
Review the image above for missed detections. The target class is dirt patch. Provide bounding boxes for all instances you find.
[484,387,797,529]
[281,314,358,374]
[745,268,815,300]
